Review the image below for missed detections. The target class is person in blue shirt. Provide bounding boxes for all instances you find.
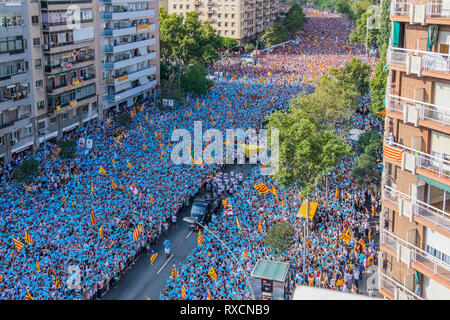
[164,240,171,258]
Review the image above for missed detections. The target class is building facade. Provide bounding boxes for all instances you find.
[166,0,279,43]
[0,0,38,164]
[379,0,450,300]
[100,0,160,112]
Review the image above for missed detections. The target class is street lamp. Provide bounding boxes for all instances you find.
[183,217,256,300]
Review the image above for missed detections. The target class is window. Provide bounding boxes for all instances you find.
[37,100,45,110]
[82,105,89,113]
[33,38,40,46]
[35,59,41,67]
[50,117,56,124]
[32,16,39,24]
[62,112,68,120]
[24,125,32,136]
[35,80,43,88]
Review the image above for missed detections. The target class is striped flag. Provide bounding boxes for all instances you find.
[340,228,356,246]
[35,261,40,272]
[109,239,114,248]
[257,220,263,232]
[171,265,177,279]
[254,183,269,194]
[23,229,34,245]
[132,223,141,241]
[54,275,62,288]
[99,225,103,238]
[61,194,66,207]
[25,288,33,300]
[198,229,204,247]
[99,166,107,175]
[23,185,34,191]
[242,250,248,259]
[236,216,242,230]
[12,237,25,252]
[111,180,117,190]
[90,211,95,227]
[206,288,212,300]
[384,144,403,162]
[378,109,386,116]
[208,267,218,280]
[222,198,231,208]
[181,283,187,300]
[0,273,3,282]
[90,181,94,195]
[270,184,279,196]
[336,279,344,287]
[127,160,133,170]
[150,248,158,265]
[335,187,339,198]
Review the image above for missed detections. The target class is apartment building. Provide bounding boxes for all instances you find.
[166,0,279,43]
[100,0,159,111]
[0,0,38,164]
[379,0,450,300]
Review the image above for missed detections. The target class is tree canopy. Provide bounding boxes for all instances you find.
[265,221,295,254]
[180,63,212,96]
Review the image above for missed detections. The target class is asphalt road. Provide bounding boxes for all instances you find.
[102,163,254,300]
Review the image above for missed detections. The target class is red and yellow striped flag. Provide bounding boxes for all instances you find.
[61,194,66,207]
[132,223,141,241]
[150,251,158,265]
[171,265,177,279]
[54,275,62,288]
[236,216,242,230]
[90,181,94,195]
[98,225,103,238]
[127,160,133,169]
[12,237,25,252]
[208,267,218,280]
[90,211,95,227]
[111,180,117,190]
[99,166,107,175]
[254,183,269,194]
[23,229,34,245]
[25,288,33,300]
[198,229,204,247]
[206,288,212,300]
[242,250,248,259]
[384,145,403,162]
[257,220,263,232]
[336,279,344,287]
[222,198,231,208]
[181,283,187,299]
[270,184,279,196]
[35,261,40,272]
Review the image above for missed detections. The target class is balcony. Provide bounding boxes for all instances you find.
[103,38,156,54]
[46,74,96,95]
[388,47,450,80]
[45,55,95,74]
[100,9,155,21]
[380,230,450,288]
[112,65,156,86]
[391,0,450,24]
[382,185,450,237]
[102,24,156,38]
[384,140,450,183]
[379,272,423,300]
[387,94,450,133]
[105,52,157,70]
[105,79,157,103]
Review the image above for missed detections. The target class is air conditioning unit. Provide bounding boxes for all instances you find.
[38,128,45,135]
[10,138,18,145]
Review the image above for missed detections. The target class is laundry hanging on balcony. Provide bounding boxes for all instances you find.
[384,144,403,162]
[427,25,439,51]
[392,21,401,47]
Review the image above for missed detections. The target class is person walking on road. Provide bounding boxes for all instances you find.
[164,240,171,258]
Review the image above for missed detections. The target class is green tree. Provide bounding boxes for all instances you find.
[160,61,170,81]
[267,113,352,194]
[221,37,238,50]
[261,22,288,47]
[180,63,212,96]
[357,130,381,154]
[13,158,40,182]
[244,42,256,53]
[284,3,306,36]
[265,221,295,255]
[369,45,388,116]
[59,139,77,159]
[351,153,380,187]
[336,57,371,96]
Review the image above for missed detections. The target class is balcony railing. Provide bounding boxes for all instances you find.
[426,2,450,18]
[379,272,423,300]
[381,229,450,284]
[391,1,450,18]
[391,0,410,16]
[385,140,450,180]
[383,185,450,235]
[389,47,450,74]
[388,94,450,127]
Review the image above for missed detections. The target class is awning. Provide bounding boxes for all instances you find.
[417,174,450,193]
[11,140,33,154]
[62,122,80,133]
[38,131,58,144]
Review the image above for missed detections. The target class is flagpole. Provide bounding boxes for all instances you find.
[186,219,255,300]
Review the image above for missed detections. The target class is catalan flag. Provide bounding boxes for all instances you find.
[208,267,218,280]
[111,180,117,190]
[222,198,231,208]
[236,216,242,230]
[150,248,158,265]
[181,283,187,300]
[254,183,269,194]
[0,273,3,282]
[23,185,34,191]
[99,166,107,175]
[109,239,114,248]
[336,279,344,287]
[257,220,263,232]
[335,187,339,198]
[25,288,33,300]
[171,265,177,279]
[90,181,94,195]
[54,275,62,288]
[90,211,95,227]
[259,75,264,84]
[23,229,34,245]
[198,229,204,247]
[61,194,66,207]
[378,109,386,116]
[206,288,212,300]
[99,225,103,238]
[132,223,141,241]
[242,250,248,259]
[127,160,134,169]
[340,228,356,246]
[270,184,279,196]
[384,144,403,162]
[12,237,24,252]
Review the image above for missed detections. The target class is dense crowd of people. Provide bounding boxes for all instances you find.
[0,8,381,300]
